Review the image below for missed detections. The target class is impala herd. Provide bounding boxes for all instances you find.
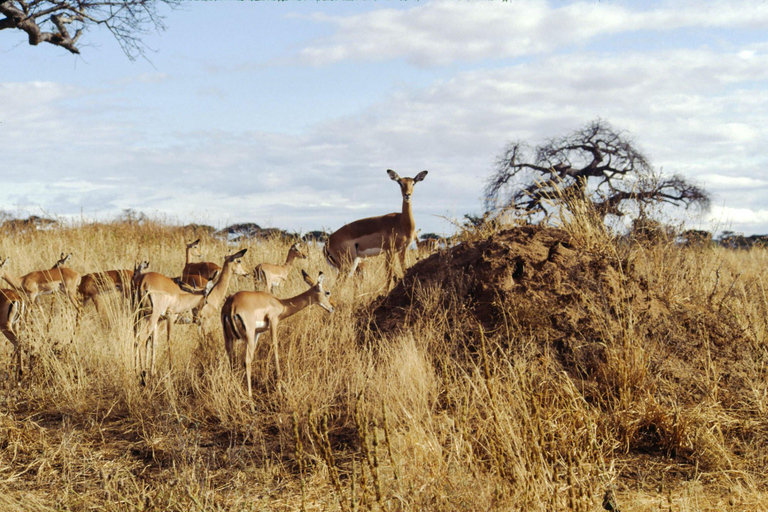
[0,170,433,395]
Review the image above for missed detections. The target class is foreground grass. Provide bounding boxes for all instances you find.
[0,217,766,510]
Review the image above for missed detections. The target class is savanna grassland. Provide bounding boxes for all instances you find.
[0,212,767,511]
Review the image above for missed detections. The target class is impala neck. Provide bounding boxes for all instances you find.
[285,250,299,266]
[0,271,23,292]
[401,196,416,239]
[277,288,315,320]
[205,259,234,307]
[186,247,194,265]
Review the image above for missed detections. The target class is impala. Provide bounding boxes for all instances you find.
[416,237,440,258]
[221,270,334,398]
[194,249,249,329]
[52,252,72,268]
[325,169,428,286]
[181,239,222,290]
[0,256,82,313]
[134,249,246,378]
[79,266,139,315]
[1,288,25,380]
[253,242,307,292]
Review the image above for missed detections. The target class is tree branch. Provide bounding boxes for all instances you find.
[0,0,176,59]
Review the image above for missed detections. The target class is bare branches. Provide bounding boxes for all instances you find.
[485,119,710,223]
[0,0,177,59]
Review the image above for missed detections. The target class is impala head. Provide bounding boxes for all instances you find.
[53,252,72,268]
[226,248,250,277]
[133,260,150,280]
[302,270,335,313]
[186,239,203,259]
[289,242,308,259]
[387,169,428,203]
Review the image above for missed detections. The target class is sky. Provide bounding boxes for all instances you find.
[1,0,768,237]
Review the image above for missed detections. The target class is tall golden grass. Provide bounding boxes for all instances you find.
[0,211,766,511]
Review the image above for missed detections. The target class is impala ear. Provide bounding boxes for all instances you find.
[188,239,200,248]
[414,170,428,183]
[387,169,400,182]
[231,248,247,260]
[302,269,314,286]
[317,272,325,287]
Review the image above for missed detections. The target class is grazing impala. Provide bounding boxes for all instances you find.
[253,242,307,292]
[1,288,25,380]
[222,270,334,398]
[79,267,138,315]
[134,249,247,378]
[181,239,222,290]
[325,169,428,286]
[0,256,82,313]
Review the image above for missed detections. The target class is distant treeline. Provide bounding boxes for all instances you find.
[2,212,765,249]
[0,212,329,243]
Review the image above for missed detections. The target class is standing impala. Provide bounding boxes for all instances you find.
[181,239,222,290]
[0,256,82,313]
[1,288,25,380]
[194,249,249,329]
[134,249,247,378]
[221,270,334,398]
[325,169,428,286]
[253,242,307,292]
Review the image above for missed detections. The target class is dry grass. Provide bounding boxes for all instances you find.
[0,215,766,511]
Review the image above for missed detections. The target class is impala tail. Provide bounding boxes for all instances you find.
[8,299,24,331]
[253,264,265,283]
[324,243,339,269]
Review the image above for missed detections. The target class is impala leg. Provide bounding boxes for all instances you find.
[147,312,161,378]
[165,314,175,372]
[223,320,235,369]
[245,332,261,399]
[348,256,361,277]
[270,317,281,383]
[134,334,141,376]
[92,295,103,316]
[3,329,20,381]
[398,248,408,279]
[385,250,396,290]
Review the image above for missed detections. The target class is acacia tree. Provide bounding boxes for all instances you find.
[0,0,176,59]
[484,119,710,223]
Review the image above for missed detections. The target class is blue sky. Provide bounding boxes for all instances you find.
[2,0,768,236]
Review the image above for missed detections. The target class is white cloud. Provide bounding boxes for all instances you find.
[707,206,768,229]
[3,8,768,236]
[298,1,768,67]
[700,175,768,190]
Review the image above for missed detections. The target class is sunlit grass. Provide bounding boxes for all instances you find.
[0,214,766,510]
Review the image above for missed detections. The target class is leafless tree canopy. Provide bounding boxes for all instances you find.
[485,119,710,221]
[0,0,176,59]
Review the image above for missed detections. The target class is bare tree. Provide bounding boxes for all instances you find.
[485,119,710,222]
[0,0,176,59]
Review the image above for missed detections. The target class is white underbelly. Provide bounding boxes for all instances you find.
[357,247,383,257]
[253,320,268,331]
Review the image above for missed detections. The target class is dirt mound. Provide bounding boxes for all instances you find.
[371,226,655,339]
[369,225,749,388]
